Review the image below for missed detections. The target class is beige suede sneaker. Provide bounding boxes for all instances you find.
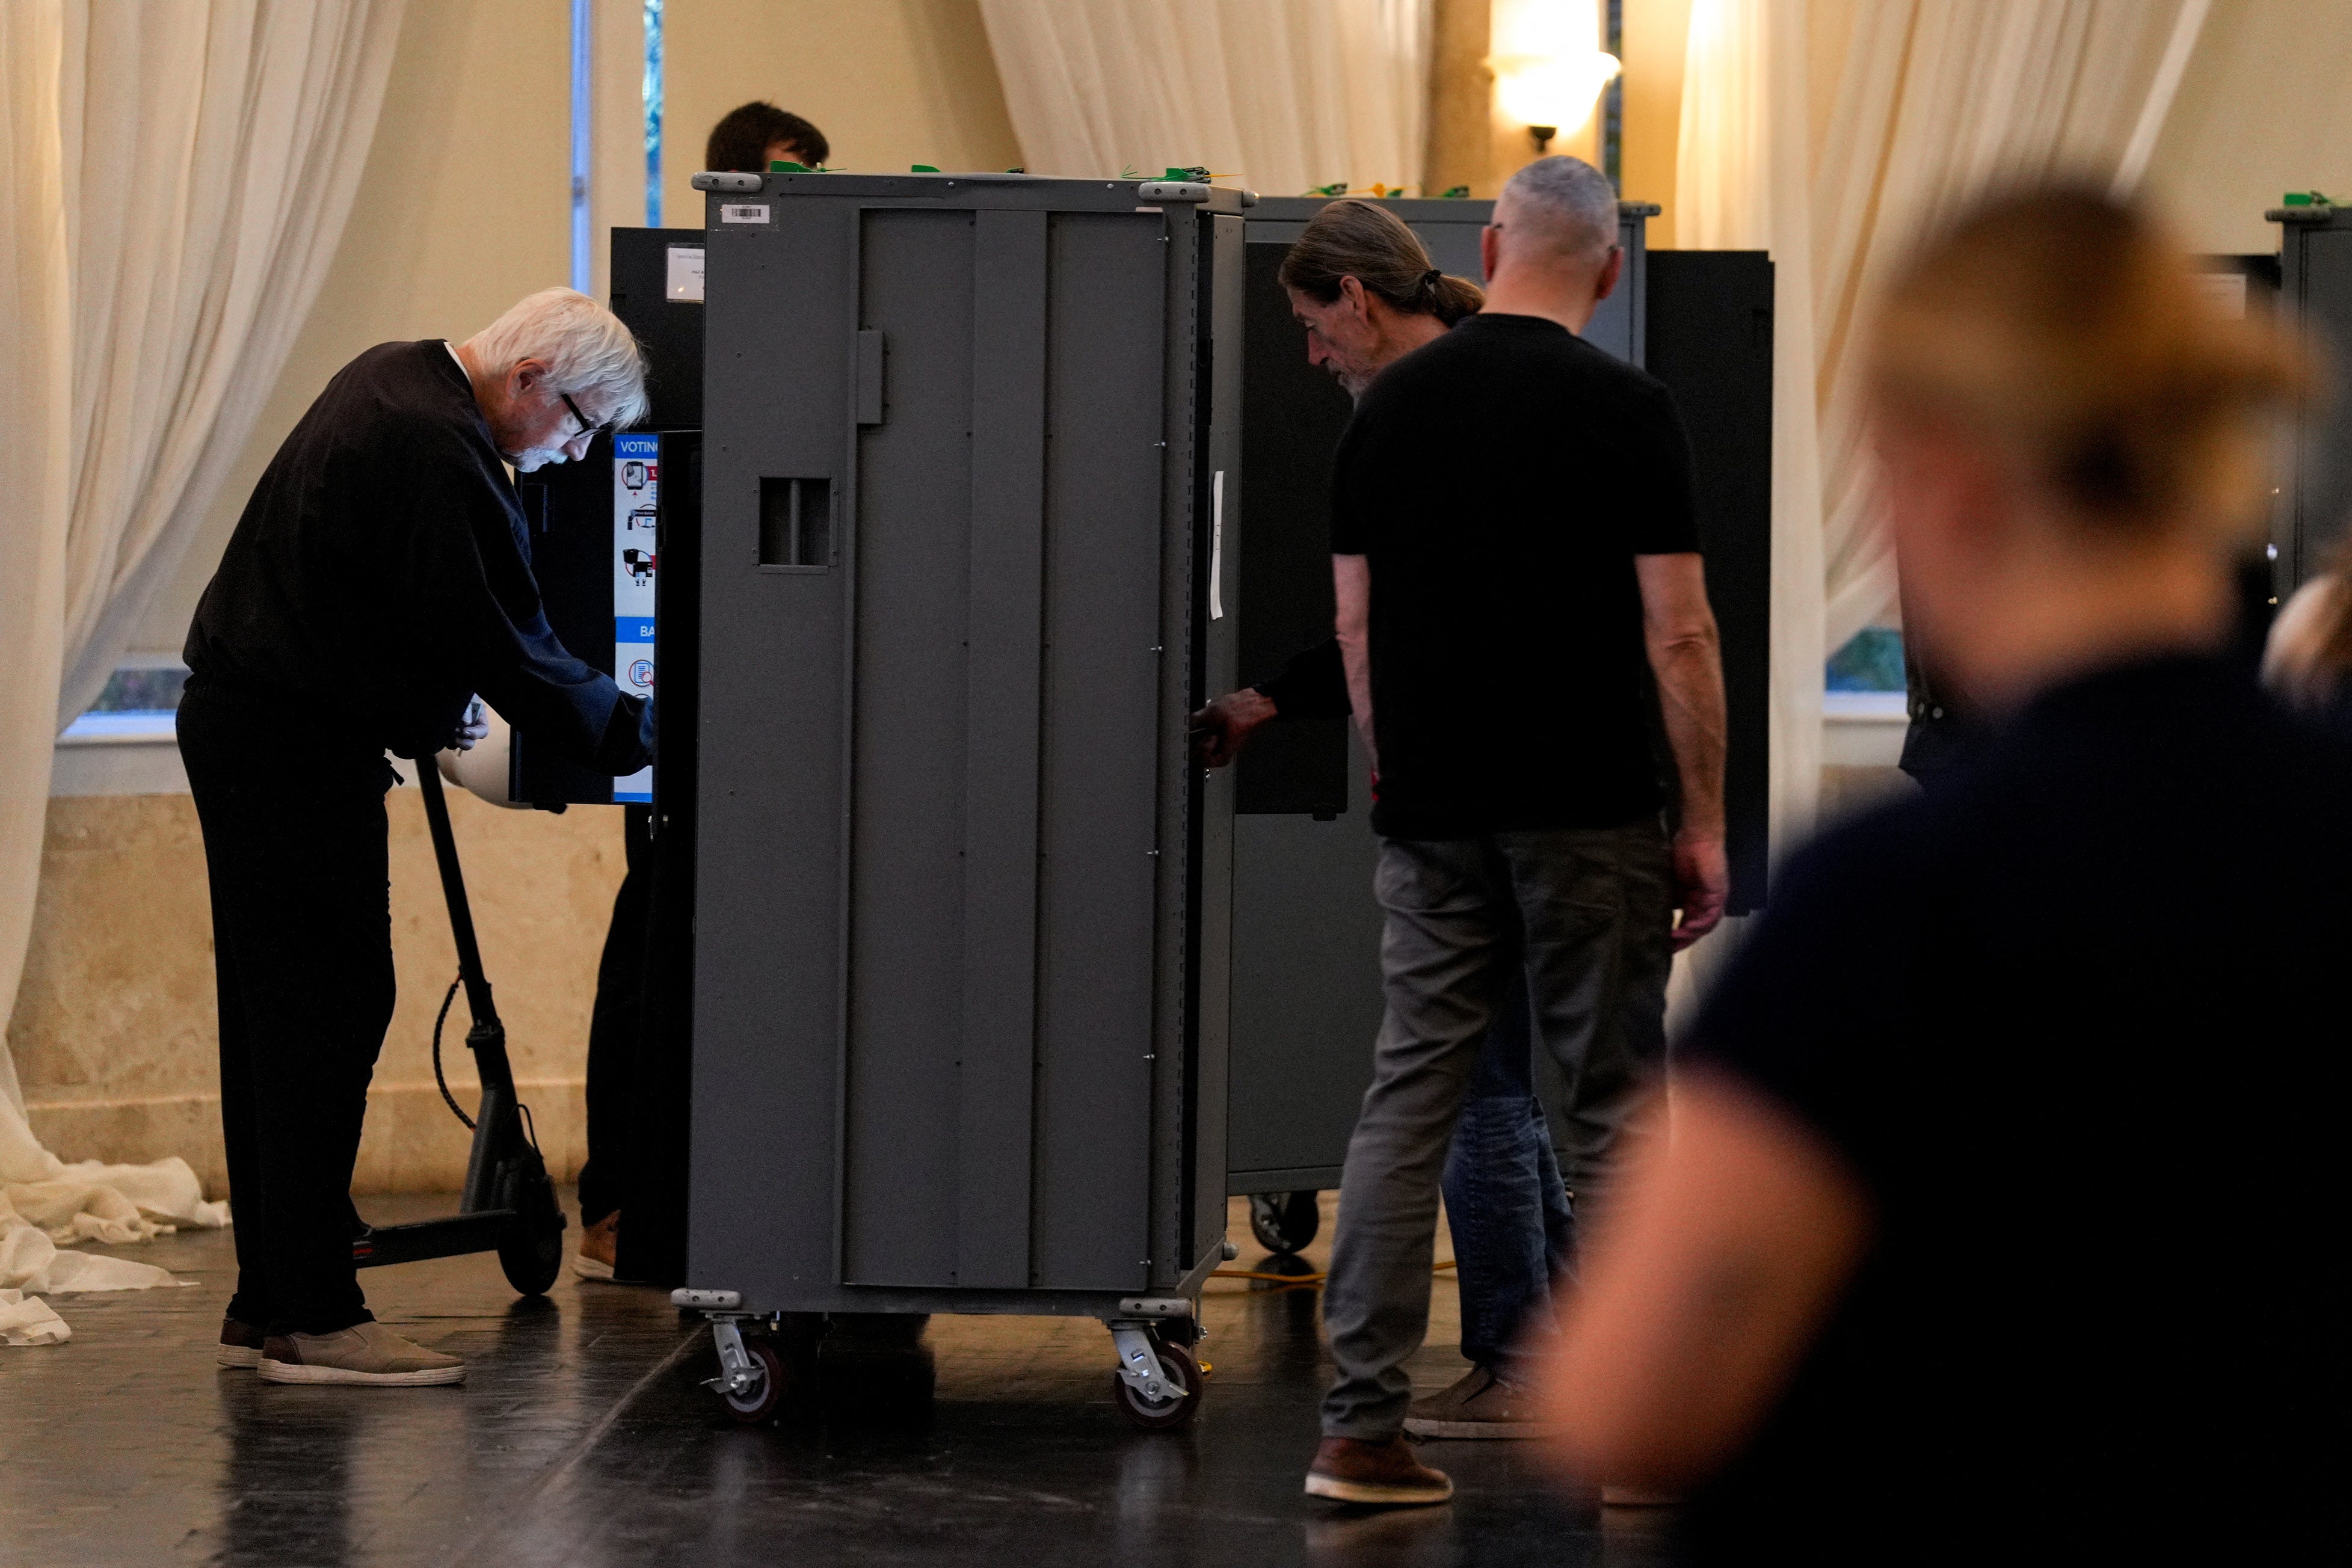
[257,1322,465,1386]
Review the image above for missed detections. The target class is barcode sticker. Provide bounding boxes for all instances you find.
[719,203,771,226]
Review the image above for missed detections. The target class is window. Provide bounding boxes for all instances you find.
[62,657,188,741]
[1826,626,1904,693]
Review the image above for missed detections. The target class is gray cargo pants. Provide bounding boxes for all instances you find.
[1320,822,1675,1440]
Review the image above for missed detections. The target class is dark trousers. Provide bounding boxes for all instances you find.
[578,803,653,1226]
[180,684,395,1336]
[1321,823,1674,1438]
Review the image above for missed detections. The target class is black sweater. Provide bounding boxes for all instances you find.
[186,340,650,769]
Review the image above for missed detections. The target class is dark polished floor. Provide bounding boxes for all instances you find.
[0,1193,1669,1568]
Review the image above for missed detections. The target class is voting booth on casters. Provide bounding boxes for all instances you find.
[674,167,1246,1428]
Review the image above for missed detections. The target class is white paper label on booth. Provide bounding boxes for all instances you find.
[666,245,705,302]
[1208,470,1225,620]
[2193,270,2247,319]
[612,432,660,804]
[718,203,771,226]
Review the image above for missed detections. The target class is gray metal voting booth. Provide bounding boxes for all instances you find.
[674,168,1245,1428]
[1224,198,1655,1222]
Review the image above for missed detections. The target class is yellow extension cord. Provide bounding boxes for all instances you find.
[1207,1259,1456,1289]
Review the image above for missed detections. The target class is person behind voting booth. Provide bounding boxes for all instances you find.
[568,106,836,1289]
[704,100,830,173]
[1287,156,1728,1507]
[1192,198,1604,1440]
[179,287,653,1387]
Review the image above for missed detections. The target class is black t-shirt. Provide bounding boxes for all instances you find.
[1680,654,2352,1566]
[185,340,650,769]
[1328,312,1699,838]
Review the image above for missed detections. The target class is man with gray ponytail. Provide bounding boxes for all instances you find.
[1304,158,1726,1505]
[178,287,654,1388]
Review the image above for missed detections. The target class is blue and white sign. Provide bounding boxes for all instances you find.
[612,432,660,803]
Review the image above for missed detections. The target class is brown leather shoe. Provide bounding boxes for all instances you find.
[217,1317,265,1370]
[1304,1435,1454,1505]
[257,1323,464,1386]
[1403,1365,1560,1439]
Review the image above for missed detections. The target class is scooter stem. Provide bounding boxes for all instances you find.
[416,762,524,1214]
[416,763,499,1031]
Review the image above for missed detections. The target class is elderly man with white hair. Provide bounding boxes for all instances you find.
[1304,158,1729,1505]
[177,287,654,1388]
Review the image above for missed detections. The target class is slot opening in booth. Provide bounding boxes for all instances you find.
[759,476,834,569]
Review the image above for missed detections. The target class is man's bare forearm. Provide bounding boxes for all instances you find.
[1650,630,1726,839]
[1332,554,1378,774]
[1338,633,1376,767]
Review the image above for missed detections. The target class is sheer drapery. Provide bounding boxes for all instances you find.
[0,0,75,1136]
[976,0,1432,198]
[0,0,403,1341]
[1676,0,1826,859]
[1808,0,2211,654]
[1674,0,2212,852]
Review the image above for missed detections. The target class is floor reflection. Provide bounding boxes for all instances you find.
[2,1194,1652,1568]
[214,1374,359,1567]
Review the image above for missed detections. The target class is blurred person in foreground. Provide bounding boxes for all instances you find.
[1536,186,2345,1563]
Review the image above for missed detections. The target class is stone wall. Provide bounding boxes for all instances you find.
[12,790,626,1196]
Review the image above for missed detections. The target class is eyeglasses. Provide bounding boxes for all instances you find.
[559,390,608,443]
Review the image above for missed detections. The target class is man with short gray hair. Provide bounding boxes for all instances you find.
[1305,158,1728,1504]
[179,287,655,1388]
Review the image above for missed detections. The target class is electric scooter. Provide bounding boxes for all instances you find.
[348,761,567,1296]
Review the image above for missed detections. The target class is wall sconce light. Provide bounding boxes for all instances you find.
[1491,0,1621,158]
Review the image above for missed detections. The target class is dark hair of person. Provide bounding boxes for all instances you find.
[704,102,830,173]
[1277,198,1483,325]
[1868,185,2304,543]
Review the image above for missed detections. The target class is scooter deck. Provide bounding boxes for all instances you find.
[352,1211,516,1268]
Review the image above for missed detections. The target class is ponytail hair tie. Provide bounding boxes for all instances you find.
[1420,268,1444,289]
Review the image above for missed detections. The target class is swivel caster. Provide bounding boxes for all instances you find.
[1248,1190,1320,1254]
[707,1320,792,1424]
[1109,1323,1202,1431]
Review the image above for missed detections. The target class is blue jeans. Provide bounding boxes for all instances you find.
[1443,967,1575,1377]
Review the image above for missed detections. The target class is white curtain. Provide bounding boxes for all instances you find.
[0,0,404,1343]
[1674,0,2211,847]
[1676,0,1826,864]
[976,0,1432,199]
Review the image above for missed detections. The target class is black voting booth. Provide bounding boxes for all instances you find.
[511,227,707,1287]
[1224,197,1775,1216]
[2270,204,2352,594]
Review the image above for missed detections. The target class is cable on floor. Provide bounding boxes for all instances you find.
[1207,1259,1457,1290]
